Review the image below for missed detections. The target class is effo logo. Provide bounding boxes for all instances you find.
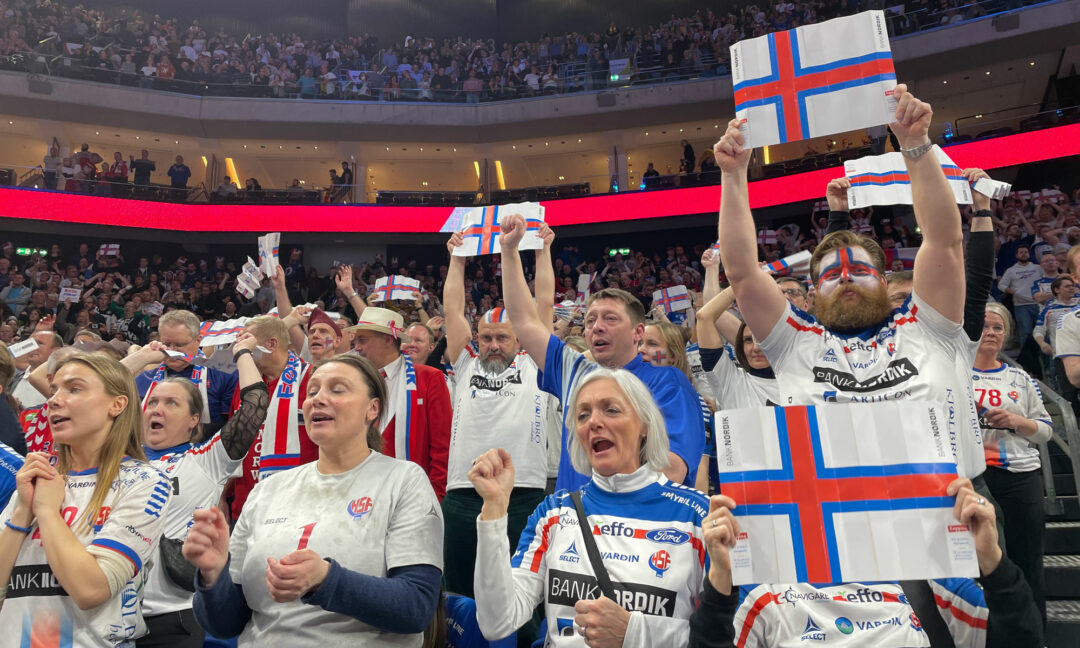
[645,527,689,546]
[348,497,373,520]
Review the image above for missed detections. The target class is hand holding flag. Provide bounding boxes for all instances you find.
[887,83,932,151]
[825,177,851,212]
[713,119,751,173]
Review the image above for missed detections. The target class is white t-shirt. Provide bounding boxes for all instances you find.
[759,295,985,478]
[0,459,170,648]
[143,435,243,616]
[447,348,551,491]
[1054,307,1080,358]
[701,345,780,409]
[972,363,1053,473]
[997,263,1043,307]
[229,452,443,647]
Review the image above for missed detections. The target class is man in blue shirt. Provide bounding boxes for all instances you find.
[498,214,704,492]
[0,441,22,508]
[133,310,237,433]
[167,155,192,194]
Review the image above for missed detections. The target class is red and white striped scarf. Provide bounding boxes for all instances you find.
[256,351,307,478]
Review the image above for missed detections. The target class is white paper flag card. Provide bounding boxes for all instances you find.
[845,145,973,209]
[452,202,545,257]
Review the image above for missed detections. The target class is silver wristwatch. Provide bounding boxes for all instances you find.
[900,140,933,160]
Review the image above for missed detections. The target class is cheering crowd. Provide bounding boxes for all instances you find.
[0,84,1068,648]
[0,0,1000,101]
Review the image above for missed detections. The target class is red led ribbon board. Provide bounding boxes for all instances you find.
[1,123,1077,233]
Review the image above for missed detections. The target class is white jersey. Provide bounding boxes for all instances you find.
[759,295,985,478]
[474,467,707,645]
[0,459,170,648]
[734,579,988,648]
[143,435,243,616]
[701,345,780,409]
[1054,306,1080,358]
[229,452,443,647]
[447,348,551,491]
[972,363,1053,473]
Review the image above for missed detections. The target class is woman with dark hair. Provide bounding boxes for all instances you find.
[0,353,171,646]
[133,334,268,648]
[184,354,444,646]
[695,286,779,409]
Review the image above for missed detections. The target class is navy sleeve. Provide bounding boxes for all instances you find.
[689,576,738,648]
[192,558,253,639]
[134,370,153,399]
[699,347,727,373]
[537,334,572,398]
[982,556,1043,648]
[825,210,850,235]
[302,561,442,634]
[209,369,240,424]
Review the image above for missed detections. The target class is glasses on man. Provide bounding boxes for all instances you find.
[161,339,195,351]
[779,288,805,298]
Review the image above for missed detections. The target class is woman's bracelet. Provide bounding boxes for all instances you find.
[5,520,32,534]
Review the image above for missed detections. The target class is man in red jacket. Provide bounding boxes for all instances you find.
[347,307,452,499]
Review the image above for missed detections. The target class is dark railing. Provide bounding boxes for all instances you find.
[0,0,1048,105]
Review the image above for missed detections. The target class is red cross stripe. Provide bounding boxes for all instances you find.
[733,29,896,143]
[462,207,543,255]
[718,406,957,583]
[653,288,688,314]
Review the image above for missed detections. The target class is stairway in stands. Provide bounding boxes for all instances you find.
[1044,419,1080,647]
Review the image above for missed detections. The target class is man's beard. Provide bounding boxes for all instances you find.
[814,283,894,331]
[479,351,513,374]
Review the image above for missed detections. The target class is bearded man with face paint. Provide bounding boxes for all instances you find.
[713,84,985,481]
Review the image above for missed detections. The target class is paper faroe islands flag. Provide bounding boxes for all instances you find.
[731,10,898,148]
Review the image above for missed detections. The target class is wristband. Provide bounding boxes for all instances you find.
[5,520,32,534]
[973,209,993,218]
[233,348,254,362]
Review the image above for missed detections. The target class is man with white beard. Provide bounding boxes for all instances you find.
[439,227,556,605]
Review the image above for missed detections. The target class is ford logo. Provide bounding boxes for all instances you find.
[644,527,689,545]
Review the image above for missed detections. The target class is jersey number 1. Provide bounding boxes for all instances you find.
[297,522,317,550]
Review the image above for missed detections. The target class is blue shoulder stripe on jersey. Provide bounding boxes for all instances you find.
[92,538,143,573]
[933,577,987,609]
[509,491,572,568]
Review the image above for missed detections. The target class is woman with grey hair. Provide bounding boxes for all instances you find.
[469,367,708,647]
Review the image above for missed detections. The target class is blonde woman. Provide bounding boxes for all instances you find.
[0,353,171,647]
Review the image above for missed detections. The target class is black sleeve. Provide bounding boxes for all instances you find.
[425,335,449,373]
[689,576,739,648]
[963,223,996,342]
[825,210,850,235]
[220,383,270,460]
[699,346,728,373]
[981,555,1043,648]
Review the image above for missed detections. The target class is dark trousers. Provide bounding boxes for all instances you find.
[137,609,205,648]
[983,466,1046,625]
[443,487,546,648]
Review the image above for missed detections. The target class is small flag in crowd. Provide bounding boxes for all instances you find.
[236,256,265,300]
[720,402,977,586]
[369,275,421,303]
[1036,187,1067,203]
[731,10,897,148]
[652,285,693,314]
[844,146,972,209]
[811,200,830,214]
[1009,190,1032,201]
[758,229,778,246]
[576,273,595,306]
[59,287,82,303]
[973,178,1011,201]
[98,243,120,257]
[761,250,811,276]
[146,301,164,316]
[452,202,545,257]
[884,247,918,270]
[257,233,281,277]
[198,318,251,347]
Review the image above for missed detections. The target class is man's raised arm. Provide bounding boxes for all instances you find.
[534,224,556,334]
[443,232,473,361]
[499,213,553,371]
[893,83,965,324]
[714,119,788,341]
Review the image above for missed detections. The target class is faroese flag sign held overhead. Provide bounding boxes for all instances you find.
[731,11,898,148]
